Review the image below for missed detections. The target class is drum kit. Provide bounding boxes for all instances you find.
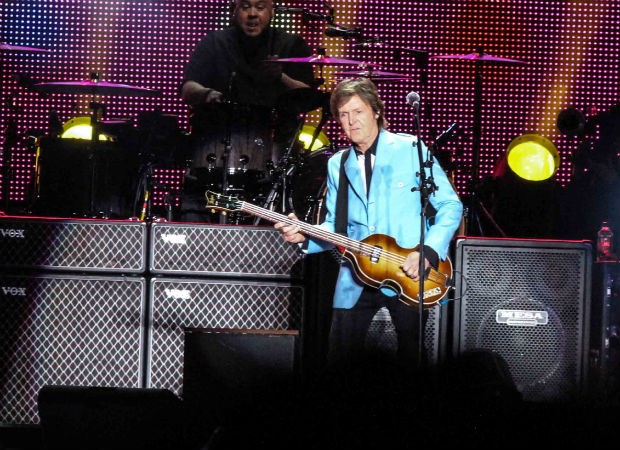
[1,40,524,224]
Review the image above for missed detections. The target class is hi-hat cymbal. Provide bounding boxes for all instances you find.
[0,42,51,53]
[335,69,412,79]
[33,79,162,97]
[430,51,525,65]
[269,55,364,66]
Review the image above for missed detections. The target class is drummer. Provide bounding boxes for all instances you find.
[179,0,315,222]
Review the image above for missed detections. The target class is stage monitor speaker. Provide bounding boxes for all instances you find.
[145,277,304,394]
[149,223,304,279]
[452,237,592,402]
[182,329,299,449]
[0,216,147,273]
[0,273,146,425]
[37,386,183,450]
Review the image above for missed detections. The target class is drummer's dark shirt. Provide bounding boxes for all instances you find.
[183,25,314,139]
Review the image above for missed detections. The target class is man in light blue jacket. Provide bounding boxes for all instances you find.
[276,77,463,370]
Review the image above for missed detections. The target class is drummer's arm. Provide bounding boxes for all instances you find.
[281,73,311,90]
[181,80,224,105]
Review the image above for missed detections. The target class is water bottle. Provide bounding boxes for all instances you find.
[597,220,614,262]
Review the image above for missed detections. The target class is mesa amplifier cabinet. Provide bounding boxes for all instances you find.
[149,223,303,279]
[0,216,147,273]
[452,237,592,402]
[0,273,146,425]
[145,277,304,395]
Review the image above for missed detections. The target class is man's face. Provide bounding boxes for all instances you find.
[336,94,380,151]
[234,0,274,37]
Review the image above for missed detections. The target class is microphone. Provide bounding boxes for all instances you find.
[405,91,420,109]
[274,6,305,13]
[324,26,363,39]
[435,122,460,147]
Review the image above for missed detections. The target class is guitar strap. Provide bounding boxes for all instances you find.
[335,148,351,236]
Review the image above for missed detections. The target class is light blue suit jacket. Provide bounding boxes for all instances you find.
[305,129,463,309]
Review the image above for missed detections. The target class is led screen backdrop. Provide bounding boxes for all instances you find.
[1,1,619,236]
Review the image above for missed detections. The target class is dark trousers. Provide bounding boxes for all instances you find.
[327,287,428,372]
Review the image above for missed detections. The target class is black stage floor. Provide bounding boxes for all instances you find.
[1,358,618,450]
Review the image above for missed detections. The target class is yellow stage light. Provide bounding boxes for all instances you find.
[506,134,559,181]
[298,125,330,151]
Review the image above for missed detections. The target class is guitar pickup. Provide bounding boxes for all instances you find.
[370,245,382,263]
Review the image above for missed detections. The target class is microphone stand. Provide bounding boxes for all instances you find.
[410,98,438,369]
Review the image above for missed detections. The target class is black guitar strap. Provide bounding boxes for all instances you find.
[335,149,351,236]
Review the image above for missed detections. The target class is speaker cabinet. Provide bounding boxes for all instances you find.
[452,237,592,402]
[146,277,304,394]
[590,262,620,398]
[149,223,303,278]
[0,273,146,425]
[0,216,147,273]
[33,137,140,219]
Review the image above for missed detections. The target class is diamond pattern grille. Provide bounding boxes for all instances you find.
[0,274,146,424]
[454,239,591,402]
[146,278,303,394]
[150,223,303,278]
[0,218,146,273]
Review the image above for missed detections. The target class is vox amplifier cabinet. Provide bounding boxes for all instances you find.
[0,273,147,425]
[452,237,592,402]
[149,223,303,279]
[145,277,304,395]
[0,216,147,273]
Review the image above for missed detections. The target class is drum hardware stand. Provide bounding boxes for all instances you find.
[253,116,305,225]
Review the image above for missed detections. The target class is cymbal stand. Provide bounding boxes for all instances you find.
[464,47,506,237]
[0,57,19,214]
[86,100,106,217]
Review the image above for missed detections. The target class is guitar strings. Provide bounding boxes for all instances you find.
[241,202,450,287]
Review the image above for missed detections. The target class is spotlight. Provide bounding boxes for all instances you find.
[61,116,112,141]
[506,134,559,181]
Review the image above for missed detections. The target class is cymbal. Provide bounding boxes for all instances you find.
[33,79,162,97]
[275,88,330,115]
[430,51,525,65]
[268,55,364,66]
[0,42,51,53]
[335,69,412,79]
